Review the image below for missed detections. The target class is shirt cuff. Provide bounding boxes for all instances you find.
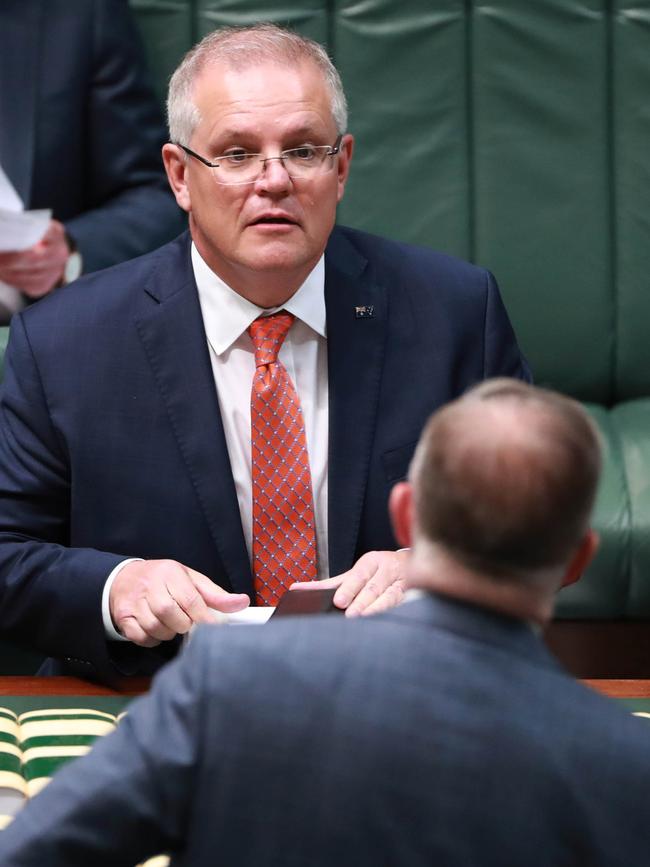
[102,558,144,642]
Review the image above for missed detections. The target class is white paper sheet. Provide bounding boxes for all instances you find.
[222,607,275,625]
[0,208,52,252]
[0,164,51,252]
[0,165,22,212]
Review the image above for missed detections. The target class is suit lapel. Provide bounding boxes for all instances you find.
[134,237,253,596]
[0,0,41,204]
[325,230,388,576]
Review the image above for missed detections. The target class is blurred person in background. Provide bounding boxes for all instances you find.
[0,0,184,320]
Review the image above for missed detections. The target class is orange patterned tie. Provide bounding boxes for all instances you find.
[248,312,318,605]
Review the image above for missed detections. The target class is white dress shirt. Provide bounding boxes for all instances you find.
[102,243,329,638]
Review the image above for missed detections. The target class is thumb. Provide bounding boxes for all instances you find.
[191,571,251,613]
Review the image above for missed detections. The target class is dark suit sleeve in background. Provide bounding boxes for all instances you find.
[483,269,533,383]
[62,0,185,270]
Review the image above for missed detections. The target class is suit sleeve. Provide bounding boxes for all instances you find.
[63,0,186,271]
[483,270,532,383]
[0,314,141,679]
[0,634,205,866]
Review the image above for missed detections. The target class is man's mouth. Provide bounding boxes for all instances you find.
[249,215,297,226]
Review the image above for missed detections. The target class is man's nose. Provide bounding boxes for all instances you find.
[254,156,292,194]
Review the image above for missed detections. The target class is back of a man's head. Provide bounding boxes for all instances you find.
[409,379,602,583]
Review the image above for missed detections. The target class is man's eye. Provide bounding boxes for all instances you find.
[288,146,317,161]
[220,151,256,165]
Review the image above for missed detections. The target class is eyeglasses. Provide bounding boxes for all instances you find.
[175,135,343,186]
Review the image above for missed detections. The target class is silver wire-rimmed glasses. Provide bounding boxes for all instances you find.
[175,135,343,185]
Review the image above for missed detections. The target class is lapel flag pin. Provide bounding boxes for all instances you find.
[355,305,374,319]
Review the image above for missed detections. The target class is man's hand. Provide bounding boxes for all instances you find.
[0,219,69,298]
[292,549,409,617]
[109,559,250,647]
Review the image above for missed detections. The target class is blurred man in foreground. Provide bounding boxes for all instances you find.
[2,379,649,867]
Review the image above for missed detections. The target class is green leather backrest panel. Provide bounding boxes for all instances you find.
[131,0,328,110]
[471,1,613,403]
[556,403,630,617]
[613,4,650,401]
[194,0,327,41]
[334,1,471,261]
[612,400,650,615]
[128,1,194,109]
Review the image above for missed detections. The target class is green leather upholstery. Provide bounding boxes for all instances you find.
[0,3,648,676]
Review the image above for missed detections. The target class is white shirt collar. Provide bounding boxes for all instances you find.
[191,242,326,356]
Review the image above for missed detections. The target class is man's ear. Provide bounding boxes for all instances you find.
[162,143,192,213]
[561,528,599,588]
[336,133,354,203]
[389,481,414,549]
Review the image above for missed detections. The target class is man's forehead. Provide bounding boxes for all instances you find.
[193,57,327,103]
[191,59,334,141]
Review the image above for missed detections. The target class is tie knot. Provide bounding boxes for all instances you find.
[248,311,294,366]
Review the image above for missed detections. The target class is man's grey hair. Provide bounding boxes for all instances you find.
[409,379,602,581]
[167,23,348,145]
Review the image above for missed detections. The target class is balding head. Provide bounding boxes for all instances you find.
[393,380,602,618]
[167,23,348,145]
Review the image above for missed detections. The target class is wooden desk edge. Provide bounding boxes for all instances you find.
[1,676,649,699]
[582,679,650,698]
[0,676,150,696]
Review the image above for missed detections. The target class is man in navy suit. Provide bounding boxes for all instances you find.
[3,379,650,867]
[0,24,529,682]
[0,0,184,317]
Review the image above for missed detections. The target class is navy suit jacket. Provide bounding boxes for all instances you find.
[0,226,529,680]
[1,593,650,867]
[0,0,185,272]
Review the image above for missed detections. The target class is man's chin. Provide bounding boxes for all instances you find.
[243,240,312,274]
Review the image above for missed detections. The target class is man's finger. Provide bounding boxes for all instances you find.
[329,551,408,615]
[116,615,162,648]
[331,564,374,610]
[147,586,194,636]
[134,596,178,642]
[189,569,250,614]
[343,555,402,616]
[163,572,211,629]
[0,252,25,267]
[354,580,406,618]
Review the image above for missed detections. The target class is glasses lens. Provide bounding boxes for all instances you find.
[283,146,331,177]
[213,153,259,185]
[213,146,335,185]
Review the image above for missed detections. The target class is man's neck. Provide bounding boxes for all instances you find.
[191,236,320,308]
[405,542,555,627]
